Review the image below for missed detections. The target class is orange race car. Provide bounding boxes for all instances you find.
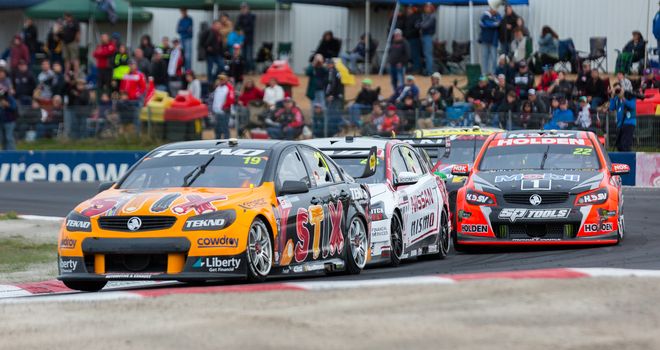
[58,139,372,292]
[452,130,629,250]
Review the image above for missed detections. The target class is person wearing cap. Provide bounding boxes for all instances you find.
[119,59,147,136]
[641,68,660,92]
[512,61,534,99]
[9,35,29,72]
[575,96,592,130]
[305,54,328,113]
[11,60,35,106]
[176,8,194,71]
[536,65,557,93]
[467,76,493,105]
[93,33,116,93]
[269,97,304,140]
[387,29,410,90]
[420,3,437,76]
[379,105,401,136]
[151,48,169,92]
[392,75,419,104]
[428,72,452,106]
[0,68,13,99]
[61,12,80,77]
[237,2,256,72]
[544,97,574,130]
[621,31,646,71]
[212,74,235,139]
[479,6,502,74]
[349,78,380,125]
[527,89,548,114]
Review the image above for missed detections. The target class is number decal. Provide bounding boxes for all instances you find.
[243,157,262,165]
[573,148,593,156]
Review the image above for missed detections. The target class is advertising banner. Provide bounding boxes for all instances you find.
[635,153,660,187]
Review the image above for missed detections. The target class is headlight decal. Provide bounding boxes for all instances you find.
[65,211,92,232]
[183,210,237,231]
[465,189,496,206]
[576,188,608,206]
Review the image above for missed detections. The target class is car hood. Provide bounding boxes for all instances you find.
[73,187,268,218]
[470,170,605,194]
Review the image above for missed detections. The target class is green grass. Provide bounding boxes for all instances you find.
[0,237,57,273]
[17,136,164,151]
[0,211,19,220]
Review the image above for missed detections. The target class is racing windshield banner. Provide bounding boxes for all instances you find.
[0,151,146,183]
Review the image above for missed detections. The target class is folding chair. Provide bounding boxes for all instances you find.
[557,38,577,73]
[579,37,608,73]
[356,39,379,74]
[277,42,293,61]
[447,41,471,74]
[463,64,482,92]
[433,40,449,74]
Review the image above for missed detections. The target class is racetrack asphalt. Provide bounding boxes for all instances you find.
[0,183,658,280]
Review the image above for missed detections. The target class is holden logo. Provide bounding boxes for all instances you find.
[127,217,142,231]
[529,194,542,206]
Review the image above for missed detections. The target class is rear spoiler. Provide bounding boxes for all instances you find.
[394,137,451,162]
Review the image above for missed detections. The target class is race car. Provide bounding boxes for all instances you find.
[58,139,371,292]
[303,137,450,266]
[452,130,629,249]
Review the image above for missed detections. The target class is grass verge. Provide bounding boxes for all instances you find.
[0,237,57,273]
[0,211,18,220]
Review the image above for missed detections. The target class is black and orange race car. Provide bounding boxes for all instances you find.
[58,139,372,292]
[452,130,629,249]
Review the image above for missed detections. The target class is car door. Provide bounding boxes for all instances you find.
[274,146,314,267]
[397,145,441,253]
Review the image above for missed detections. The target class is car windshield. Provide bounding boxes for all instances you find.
[478,143,601,171]
[445,139,484,164]
[332,155,386,184]
[119,148,270,189]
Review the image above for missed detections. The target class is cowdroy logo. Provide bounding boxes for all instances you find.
[529,194,542,206]
[127,217,142,231]
[197,236,239,248]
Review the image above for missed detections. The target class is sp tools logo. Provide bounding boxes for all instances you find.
[197,236,239,248]
[498,208,570,223]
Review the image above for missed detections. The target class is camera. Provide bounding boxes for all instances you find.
[625,90,645,100]
[614,88,622,96]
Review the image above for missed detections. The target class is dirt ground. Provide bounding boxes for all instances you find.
[0,219,60,283]
[1,277,659,349]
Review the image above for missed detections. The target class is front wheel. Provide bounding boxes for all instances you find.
[346,216,368,274]
[62,280,107,292]
[389,214,403,267]
[246,219,273,282]
[616,214,625,245]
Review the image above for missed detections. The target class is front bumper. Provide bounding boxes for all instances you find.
[457,231,619,245]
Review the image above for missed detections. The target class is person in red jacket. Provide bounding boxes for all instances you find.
[9,35,30,72]
[378,104,400,136]
[238,79,263,106]
[536,64,557,93]
[119,60,146,135]
[268,97,304,140]
[93,33,116,93]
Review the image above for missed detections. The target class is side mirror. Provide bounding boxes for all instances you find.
[611,163,630,176]
[98,182,115,193]
[357,146,378,179]
[279,180,309,196]
[395,171,421,186]
[451,164,470,176]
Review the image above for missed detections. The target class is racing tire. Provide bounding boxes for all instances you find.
[389,214,404,267]
[423,208,451,260]
[452,230,466,253]
[616,214,625,245]
[345,216,368,275]
[246,218,273,283]
[62,280,107,292]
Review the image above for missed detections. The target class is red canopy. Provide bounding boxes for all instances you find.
[260,60,300,87]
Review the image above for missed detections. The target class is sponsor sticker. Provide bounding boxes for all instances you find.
[495,138,586,147]
[59,258,78,273]
[193,257,241,272]
[461,224,489,233]
[105,273,154,279]
[239,198,267,210]
[66,219,91,232]
[583,223,614,233]
[196,236,239,249]
[151,149,266,158]
[498,208,571,223]
[59,238,77,249]
[350,188,367,201]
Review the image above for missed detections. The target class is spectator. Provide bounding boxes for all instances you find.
[548,71,574,99]
[361,102,384,136]
[112,44,130,89]
[314,31,342,60]
[67,79,91,139]
[497,90,519,115]
[93,33,116,93]
[0,68,13,96]
[544,98,574,130]
[227,28,244,56]
[185,70,201,100]
[151,48,169,92]
[428,72,453,106]
[268,97,304,140]
[36,61,55,100]
[324,59,344,124]
[119,60,147,135]
[402,6,422,74]
[45,22,63,65]
[575,96,592,130]
[379,105,400,136]
[536,65,558,93]
[51,62,66,97]
[491,73,513,110]
[219,13,234,42]
[392,75,419,104]
[511,61,534,99]
[397,95,418,130]
[548,95,560,114]
[133,48,151,76]
[9,35,29,72]
[499,5,519,55]
[655,3,660,50]
[305,54,328,113]
[576,62,592,95]
[527,89,548,114]
[12,60,35,105]
[37,94,64,139]
[419,88,444,128]
[585,69,608,109]
[621,31,646,70]
[517,101,533,129]
[211,74,234,139]
[159,36,172,62]
[205,20,224,82]
[263,78,284,108]
[509,27,530,65]
[238,79,263,106]
[341,34,370,73]
[494,54,513,81]
[420,3,436,76]
[237,3,256,72]
[87,92,112,137]
[167,39,185,94]
[139,35,155,61]
[61,13,81,77]
[176,8,193,71]
[609,83,636,152]
[0,93,17,150]
[468,76,494,104]
[197,22,210,63]
[479,6,502,74]
[388,29,410,91]
[227,45,245,89]
[616,72,633,92]
[349,78,379,125]
[535,26,559,71]
[516,17,530,37]
[640,68,660,91]
[22,18,38,59]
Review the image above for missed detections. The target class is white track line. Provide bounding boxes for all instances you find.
[287,276,454,290]
[17,214,64,222]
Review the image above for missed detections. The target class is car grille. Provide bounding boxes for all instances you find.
[503,192,569,205]
[105,254,168,273]
[494,223,579,239]
[98,216,177,232]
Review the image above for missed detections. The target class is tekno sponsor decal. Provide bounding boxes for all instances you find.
[151,149,266,158]
[498,208,571,223]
